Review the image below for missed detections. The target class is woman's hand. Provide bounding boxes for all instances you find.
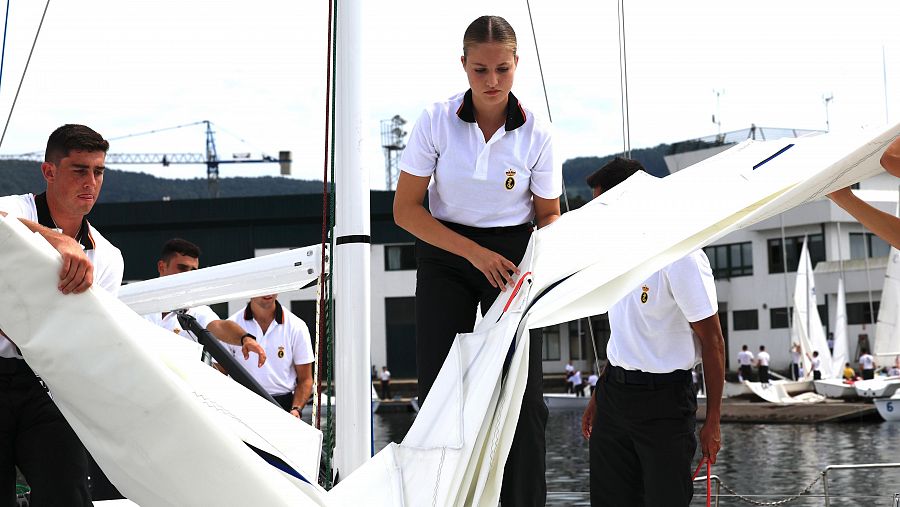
[467,245,519,291]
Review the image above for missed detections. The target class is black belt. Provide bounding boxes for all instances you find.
[605,364,691,386]
[438,220,533,236]
[0,356,32,375]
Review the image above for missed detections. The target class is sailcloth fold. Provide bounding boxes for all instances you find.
[874,246,900,357]
[791,238,834,379]
[832,277,849,374]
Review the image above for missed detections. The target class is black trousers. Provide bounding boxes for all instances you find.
[740,364,752,381]
[0,359,91,507]
[791,363,800,381]
[758,365,769,384]
[272,392,295,412]
[863,368,875,380]
[415,221,547,507]
[380,380,391,400]
[590,370,697,507]
[813,370,822,380]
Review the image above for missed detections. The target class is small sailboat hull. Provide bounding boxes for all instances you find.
[853,377,900,398]
[814,378,860,399]
[874,394,900,421]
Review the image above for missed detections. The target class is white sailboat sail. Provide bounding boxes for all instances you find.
[792,238,835,379]
[832,277,849,374]
[0,122,896,506]
[873,204,900,359]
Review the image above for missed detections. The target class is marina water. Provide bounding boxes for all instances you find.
[373,408,900,506]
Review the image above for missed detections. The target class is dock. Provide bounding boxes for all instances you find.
[699,399,880,423]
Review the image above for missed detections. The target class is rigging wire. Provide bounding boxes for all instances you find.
[0,0,10,95]
[0,0,49,151]
[617,0,631,158]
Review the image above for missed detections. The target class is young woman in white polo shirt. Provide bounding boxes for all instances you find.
[393,15,560,507]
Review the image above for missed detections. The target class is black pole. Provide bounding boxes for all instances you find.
[175,311,279,407]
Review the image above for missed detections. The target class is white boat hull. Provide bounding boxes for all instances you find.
[543,393,591,410]
[853,377,900,398]
[725,380,813,399]
[874,394,900,421]
[814,379,860,399]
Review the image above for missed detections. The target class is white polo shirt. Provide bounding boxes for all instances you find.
[226,301,314,396]
[737,350,754,366]
[606,250,718,373]
[758,351,770,367]
[860,353,875,370]
[400,90,561,227]
[143,305,220,343]
[811,356,821,371]
[0,192,124,359]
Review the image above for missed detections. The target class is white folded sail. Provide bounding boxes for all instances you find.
[873,244,900,358]
[792,238,835,379]
[0,122,897,506]
[832,277,849,374]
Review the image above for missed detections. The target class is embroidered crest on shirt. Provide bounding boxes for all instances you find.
[173,328,182,335]
[278,346,285,359]
[640,285,650,304]
[504,168,516,190]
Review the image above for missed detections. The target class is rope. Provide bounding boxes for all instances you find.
[0,0,50,151]
[616,0,631,158]
[314,0,338,490]
[0,0,10,95]
[106,121,207,141]
[691,458,711,507]
[524,0,551,123]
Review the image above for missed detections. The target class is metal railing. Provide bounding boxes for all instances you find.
[688,462,900,506]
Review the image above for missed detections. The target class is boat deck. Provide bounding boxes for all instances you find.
[700,399,880,423]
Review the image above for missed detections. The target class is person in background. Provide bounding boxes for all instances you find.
[392,15,561,506]
[0,124,122,506]
[380,366,392,400]
[564,361,575,393]
[828,137,900,248]
[569,369,583,397]
[737,344,754,382]
[859,348,877,380]
[580,158,725,507]
[587,371,599,396]
[790,343,802,380]
[843,362,857,381]
[143,239,266,366]
[809,351,822,380]
[224,294,314,417]
[757,345,770,384]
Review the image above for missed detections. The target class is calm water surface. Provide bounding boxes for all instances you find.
[373,408,900,506]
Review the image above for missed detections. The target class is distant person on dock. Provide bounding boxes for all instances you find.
[580,158,725,507]
[565,362,575,393]
[737,344,754,382]
[143,239,267,366]
[0,125,122,506]
[392,15,560,506]
[843,362,857,381]
[809,351,822,380]
[587,371,599,396]
[223,294,314,417]
[379,366,392,400]
[859,349,877,380]
[569,369,584,397]
[828,137,900,248]
[757,345,770,384]
[791,343,802,380]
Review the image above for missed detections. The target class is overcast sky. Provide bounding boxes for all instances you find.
[0,0,896,189]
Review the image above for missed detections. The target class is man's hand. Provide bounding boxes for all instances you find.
[49,234,93,294]
[698,420,721,464]
[242,338,267,367]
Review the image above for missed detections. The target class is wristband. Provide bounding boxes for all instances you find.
[291,406,303,412]
[240,333,255,345]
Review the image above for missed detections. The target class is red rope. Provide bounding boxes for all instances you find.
[691,457,711,507]
[502,271,532,313]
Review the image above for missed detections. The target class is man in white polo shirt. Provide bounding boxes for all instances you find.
[737,344,754,382]
[143,238,266,366]
[757,345,771,384]
[0,124,122,506]
[580,158,725,507]
[859,348,877,380]
[224,294,314,417]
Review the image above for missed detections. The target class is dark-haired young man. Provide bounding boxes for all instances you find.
[580,157,725,507]
[0,124,123,506]
[143,238,267,366]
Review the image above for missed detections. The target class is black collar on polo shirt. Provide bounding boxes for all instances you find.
[243,299,284,325]
[456,89,527,131]
[34,192,94,250]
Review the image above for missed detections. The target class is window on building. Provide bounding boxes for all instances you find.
[849,233,891,260]
[767,233,825,274]
[542,326,561,361]
[290,300,317,333]
[770,305,827,329]
[704,242,753,278]
[847,301,881,325]
[732,309,759,330]
[384,244,416,271]
[569,321,589,360]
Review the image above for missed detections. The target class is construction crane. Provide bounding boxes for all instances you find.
[0,121,291,198]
